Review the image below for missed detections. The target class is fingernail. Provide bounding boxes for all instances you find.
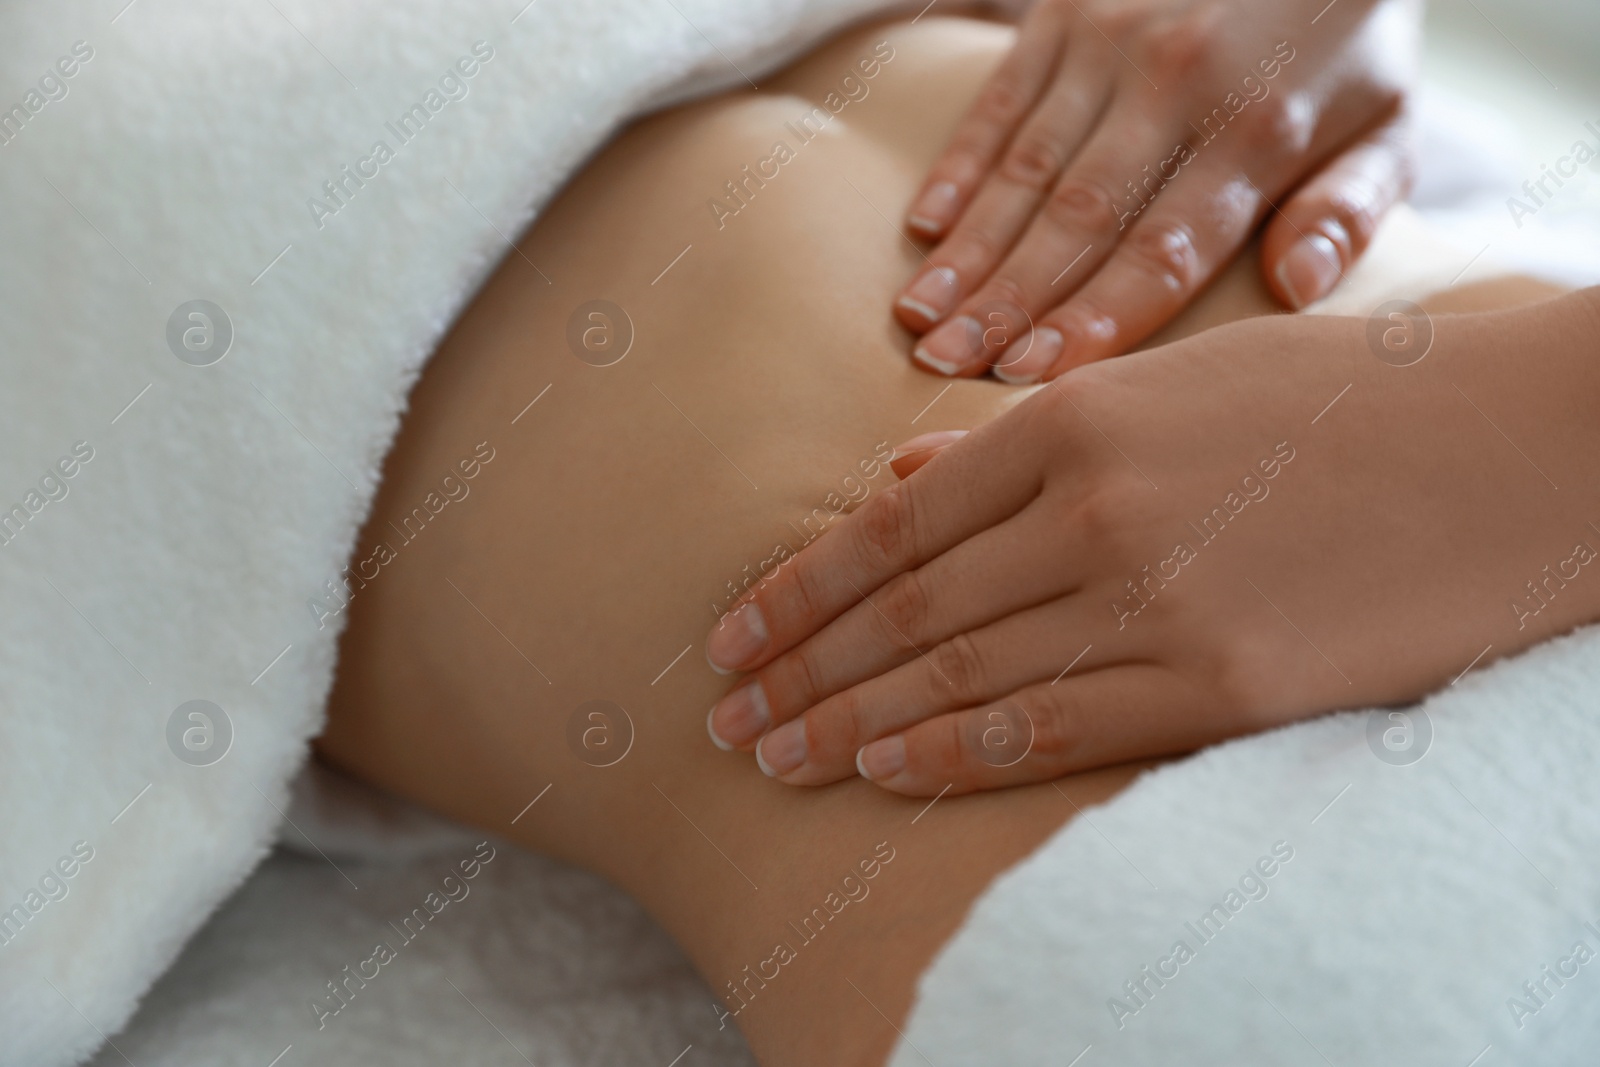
[756,719,806,777]
[892,429,967,457]
[992,327,1063,384]
[856,736,905,781]
[707,602,768,673]
[907,181,960,235]
[1277,233,1342,310]
[890,429,969,479]
[913,316,982,376]
[896,265,959,325]
[707,707,734,751]
[709,681,771,749]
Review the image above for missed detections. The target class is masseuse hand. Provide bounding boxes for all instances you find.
[895,0,1421,383]
[705,291,1600,794]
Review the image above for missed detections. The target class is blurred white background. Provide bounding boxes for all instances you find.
[1412,0,1600,285]
[1426,0,1600,147]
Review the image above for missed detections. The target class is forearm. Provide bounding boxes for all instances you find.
[1286,283,1600,681]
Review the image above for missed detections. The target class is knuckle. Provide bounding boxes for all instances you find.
[966,692,1075,770]
[786,558,831,630]
[876,570,935,651]
[930,632,988,700]
[998,133,1066,191]
[1053,299,1124,367]
[805,689,867,753]
[1145,9,1222,77]
[1124,222,1200,293]
[854,483,918,570]
[1205,635,1275,718]
[1091,4,1145,40]
[1069,486,1130,551]
[920,714,970,778]
[774,643,827,710]
[1043,177,1120,234]
[945,225,1006,272]
[1243,91,1315,157]
[976,79,1029,125]
[946,129,994,170]
[1324,185,1382,248]
[1018,692,1081,764]
[975,273,1030,312]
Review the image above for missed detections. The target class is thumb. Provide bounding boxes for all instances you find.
[888,430,968,480]
[1261,107,1414,310]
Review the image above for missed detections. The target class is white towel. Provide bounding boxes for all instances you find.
[0,2,911,1064]
[891,623,1600,1066]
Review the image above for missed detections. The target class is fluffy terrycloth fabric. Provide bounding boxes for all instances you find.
[891,624,1600,1067]
[0,2,911,1064]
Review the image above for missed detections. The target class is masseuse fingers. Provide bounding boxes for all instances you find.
[752,595,1118,785]
[1261,107,1412,310]
[854,665,1210,797]
[710,496,1079,752]
[894,167,1057,376]
[895,40,1114,334]
[704,419,1039,676]
[902,0,1072,240]
[909,113,1178,378]
[1005,159,1268,382]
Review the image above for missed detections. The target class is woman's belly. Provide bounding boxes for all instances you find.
[320,18,1038,770]
[317,17,1254,1066]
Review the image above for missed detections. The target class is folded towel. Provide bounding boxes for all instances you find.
[891,622,1600,1066]
[0,2,912,1064]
